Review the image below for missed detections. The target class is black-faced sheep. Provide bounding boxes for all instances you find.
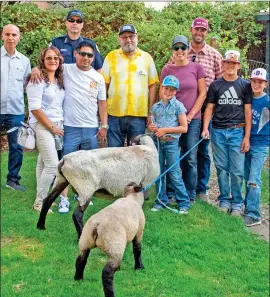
[37,135,160,238]
[74,183,146,297]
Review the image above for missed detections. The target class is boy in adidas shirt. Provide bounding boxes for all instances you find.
[244,68,269,227]
[202,50,252,215]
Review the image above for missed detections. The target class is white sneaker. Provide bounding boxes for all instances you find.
[74,194,93,206]
[58,196,70,214]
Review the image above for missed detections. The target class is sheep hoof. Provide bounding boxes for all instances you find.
[135,265,145,270]
[74,276,84,281]
[36,223,46,230]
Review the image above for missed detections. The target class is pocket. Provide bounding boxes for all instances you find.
[15,67,24,81]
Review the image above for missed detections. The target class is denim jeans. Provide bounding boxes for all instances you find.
[107,115,146,147]
[155,138,190,209]
[0,114,24,183]
[211,127,245,211]
[196,120,212,194]
[63,125,98,156]
[244,145,268,219]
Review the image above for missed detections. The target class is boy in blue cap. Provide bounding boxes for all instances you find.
[149,75,190,214]
[244,68,269,226]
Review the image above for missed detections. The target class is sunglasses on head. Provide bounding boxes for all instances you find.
[172,45,188,51]
[45,56,59,61]
[77,51,94,58]
[67,18,83,24]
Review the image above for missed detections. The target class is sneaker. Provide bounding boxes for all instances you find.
[244,216,262,227]
[231,209,241,217]
[6,180,25,191]
[151,204,163,212]
[197,192,210,203]
[178,207,189,214]
[58,196,70,214]
[168,197,177,205]
[74,194,93,206]
[33,204,53,214]
[219,206,230,213]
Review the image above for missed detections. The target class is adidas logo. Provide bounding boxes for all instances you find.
[218,86,241,105]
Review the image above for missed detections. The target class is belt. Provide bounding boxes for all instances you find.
[159,136,176,142]
[228,123,246,129]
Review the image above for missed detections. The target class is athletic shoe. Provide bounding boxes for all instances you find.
[178,207,189,214]
[244,216,262,227]
[74,194,93,206]
[197,192,210,203]
[219,206,230,213]
[151,204,163,212]
[58,196,70,214]
[231,209,241,217]
[6,180,25,191]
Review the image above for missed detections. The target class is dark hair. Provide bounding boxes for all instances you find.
[26,46,64,89]
[74,40,95,52]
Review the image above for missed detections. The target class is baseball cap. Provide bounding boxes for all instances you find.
[251,68,269,82]
[191,18,209,30]
[223,50,241,63]
[119,24,137,35]
[66,10,84,21]
[172,35,189,47]
[162,75,180,90]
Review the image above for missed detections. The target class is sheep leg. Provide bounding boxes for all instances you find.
[37,181,69,230]
[133,239,144,270]
[72,204,88,239]
[74,248,90,281]
[102,261,119,297]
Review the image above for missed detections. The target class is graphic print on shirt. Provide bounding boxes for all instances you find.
[218,86,241,105]
[89,80,98,98]
[258,107,269,133]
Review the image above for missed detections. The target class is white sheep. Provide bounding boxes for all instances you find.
[37,134,160,238]
[74,182,146,297]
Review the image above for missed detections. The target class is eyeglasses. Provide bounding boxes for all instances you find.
[119,34,137,41]
[67,18,83,24]
[172,45,188,51]
[77,51,94,58]
[45,56,59,61]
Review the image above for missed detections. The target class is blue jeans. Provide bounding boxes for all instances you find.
[155,138,190,209]
[62,125,98,156]
[0,114,24,183]
[244,145,268,219]
[211,127,245,211]
[107,115,146,147]
[196,120,212,194]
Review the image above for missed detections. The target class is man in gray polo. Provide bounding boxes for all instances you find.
[1,24,31,191]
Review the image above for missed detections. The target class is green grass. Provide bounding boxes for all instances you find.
[1,152,269,297]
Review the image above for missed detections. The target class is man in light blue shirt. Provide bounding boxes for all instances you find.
[1,24,31,191]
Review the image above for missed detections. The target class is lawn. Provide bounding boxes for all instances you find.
[1,151,269,297]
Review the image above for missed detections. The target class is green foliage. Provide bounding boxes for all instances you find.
[1,1,268,74]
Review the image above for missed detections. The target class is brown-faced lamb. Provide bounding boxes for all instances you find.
[37,134,160,238]
[74,182,146,297]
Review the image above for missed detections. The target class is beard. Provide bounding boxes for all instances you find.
[122,42,137,54]
[192,36,205,44]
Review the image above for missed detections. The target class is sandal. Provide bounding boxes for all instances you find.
[32,204,53,214]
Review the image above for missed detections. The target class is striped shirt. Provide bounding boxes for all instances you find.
[101,48,159,117]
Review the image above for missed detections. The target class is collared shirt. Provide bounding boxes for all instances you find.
[50,34,103,70]
[1,46,31,115]
[188,43,222,89]
[101,48,159,117]
[151,96,187,139]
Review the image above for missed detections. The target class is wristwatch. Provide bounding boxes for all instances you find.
[101,124,109,129]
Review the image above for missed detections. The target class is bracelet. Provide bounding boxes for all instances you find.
[100,124,109,129]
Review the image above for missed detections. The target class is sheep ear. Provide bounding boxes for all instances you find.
[134,185,143,193]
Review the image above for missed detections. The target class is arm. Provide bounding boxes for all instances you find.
[96,99,108,139]
[187,77,207,123]
[241,104,252,153]
[201,103,215,139]
[147,83,157,126]
[29,67,43,84]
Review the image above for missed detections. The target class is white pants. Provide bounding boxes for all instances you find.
[31,121,62,206]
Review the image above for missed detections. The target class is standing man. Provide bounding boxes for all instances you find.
[1,24,31,191]
[50,9,103,71]
[101,24,159,147]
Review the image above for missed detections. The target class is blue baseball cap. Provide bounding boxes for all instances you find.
[66,10,84,21]
[162,75,180,90]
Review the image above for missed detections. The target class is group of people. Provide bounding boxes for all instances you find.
[1,10,269,228]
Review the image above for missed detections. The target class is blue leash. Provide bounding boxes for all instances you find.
[144,136,206,214]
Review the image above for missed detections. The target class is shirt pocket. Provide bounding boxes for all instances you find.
[15,67,24,81]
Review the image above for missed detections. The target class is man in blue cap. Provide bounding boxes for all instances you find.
[50,9,103,71]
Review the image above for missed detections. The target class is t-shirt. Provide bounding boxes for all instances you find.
[63,64,106,128]
[160,62,206,119]
[250,93,269,147]
[207,77,252,129]
[151,96,187,139]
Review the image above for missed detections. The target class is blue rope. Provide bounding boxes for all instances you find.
[144,136,206,213]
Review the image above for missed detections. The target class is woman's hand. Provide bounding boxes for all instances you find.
[148,123,158,132]
[155,128,166,137]
[51,126,64,136]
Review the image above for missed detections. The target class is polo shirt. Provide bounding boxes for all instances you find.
[101,48,159,117]
[1,46,31,115]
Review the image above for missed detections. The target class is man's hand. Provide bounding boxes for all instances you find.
[96,127,107,143]
[186,113,194,124]
[148,123,158,132]
[201,129,210,139]
[30,67,43,84]
[241,137,250,153]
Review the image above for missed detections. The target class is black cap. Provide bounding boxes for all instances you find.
[119,24,137,35]
[66,10,84,21]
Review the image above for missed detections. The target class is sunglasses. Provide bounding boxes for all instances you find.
[172,45,188,51]
[77,51,94,58]
[67,18,83,24]
[45,56,59,61]
[119,34,137,41]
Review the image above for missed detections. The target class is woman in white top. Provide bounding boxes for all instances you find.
[26,46,65,212]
